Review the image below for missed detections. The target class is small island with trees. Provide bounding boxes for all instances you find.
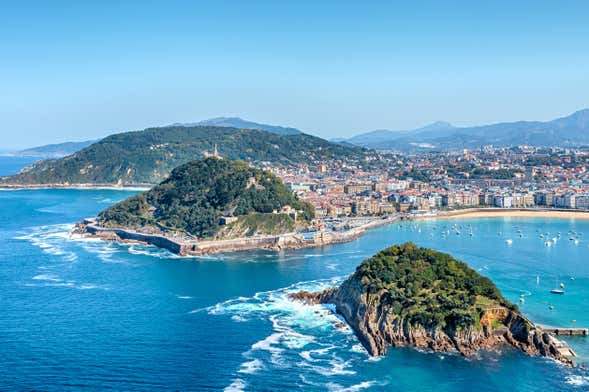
[291,242,578,365]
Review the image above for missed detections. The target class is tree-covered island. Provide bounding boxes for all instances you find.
[291,242,576,365]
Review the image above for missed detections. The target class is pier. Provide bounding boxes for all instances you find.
[539,326,588,336]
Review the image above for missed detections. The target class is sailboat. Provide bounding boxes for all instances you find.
[550,277,565,294]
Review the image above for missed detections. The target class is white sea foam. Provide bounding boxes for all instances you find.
[566,375,589,386]
[208,277,378,389]
[237,359,264,374]
[224,378,246,392]
[15,224,78,262]
[326,380,377,392]
[350,344,368,355]
[32,274,61,282]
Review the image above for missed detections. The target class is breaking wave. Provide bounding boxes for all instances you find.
[204,278,383,390]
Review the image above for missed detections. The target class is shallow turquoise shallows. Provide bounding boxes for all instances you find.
[1,166,589,390]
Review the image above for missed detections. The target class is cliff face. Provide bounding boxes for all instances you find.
[290,243,576,365]
[292,280,574,365]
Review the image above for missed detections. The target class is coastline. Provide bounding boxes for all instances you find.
[413,208,589,221]
[75,207,589,257]
[0,184,152,191]
[76,216,400,256]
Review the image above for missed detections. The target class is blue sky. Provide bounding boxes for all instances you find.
[1,1,588,148]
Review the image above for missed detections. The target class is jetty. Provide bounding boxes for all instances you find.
[537,325,588,336]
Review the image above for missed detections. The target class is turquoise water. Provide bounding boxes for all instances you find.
[1,165,589,390]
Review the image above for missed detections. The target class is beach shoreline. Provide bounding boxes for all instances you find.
[75,208,589,256]
[414,208,589,221]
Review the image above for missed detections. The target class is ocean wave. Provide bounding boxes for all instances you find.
[208,277,378,390]
[566,375,589,387]
[237,359,264,375]
[15,224,79,262]
[224,378,246,392]
[32,273,61,282]
[326,380,377,392]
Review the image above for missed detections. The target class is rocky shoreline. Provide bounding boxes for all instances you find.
[74,216,399,256]
[290,277,577,366]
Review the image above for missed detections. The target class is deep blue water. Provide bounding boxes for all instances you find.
[0,156,41,176]
[1,161,589,390]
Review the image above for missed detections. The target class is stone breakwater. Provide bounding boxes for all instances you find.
[290,283,578,366]
[75,216,399,256]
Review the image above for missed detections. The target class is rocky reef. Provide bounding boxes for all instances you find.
[291,242,576,365]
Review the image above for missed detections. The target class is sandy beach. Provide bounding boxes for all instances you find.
[426,208,589,220]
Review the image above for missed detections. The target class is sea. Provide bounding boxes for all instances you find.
[1,157,589,391]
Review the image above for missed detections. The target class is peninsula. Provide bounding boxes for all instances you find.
[75,157,393,254]
[291,242,578,365]
[0,125,370,187]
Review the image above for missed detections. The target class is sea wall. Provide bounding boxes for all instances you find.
[79,216,400,256]
[83,222,183,254]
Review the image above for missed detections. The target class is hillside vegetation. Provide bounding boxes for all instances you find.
[1,126,368,185]
[97,158,314,239]
[291,242,573,364]
[354,242,516,330]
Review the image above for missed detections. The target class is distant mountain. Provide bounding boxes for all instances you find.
[171,117,303,135]
[344,109,589,150]
[9,140,97,158]
[0,125,367,186]
[345,121,455,146]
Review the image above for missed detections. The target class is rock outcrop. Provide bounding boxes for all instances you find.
[290,243,576,365]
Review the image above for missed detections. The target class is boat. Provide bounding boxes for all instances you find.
[544,241,552,247]
[550,289,565,295]
[505,239,513,245]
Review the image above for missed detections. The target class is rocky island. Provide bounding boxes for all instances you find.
[291,242,577,365]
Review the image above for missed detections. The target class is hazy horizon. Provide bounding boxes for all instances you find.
[2,1,588,149]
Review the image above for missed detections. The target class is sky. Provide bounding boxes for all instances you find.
[1,1,588,149]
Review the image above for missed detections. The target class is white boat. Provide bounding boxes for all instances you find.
[505,239,513,245]
[544,241,552,247]
[550,289,565,295]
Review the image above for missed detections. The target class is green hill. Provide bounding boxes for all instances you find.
[350,242,517,329]
[97,157,315,239]
[291,243,574,364]
[0,126,368,186]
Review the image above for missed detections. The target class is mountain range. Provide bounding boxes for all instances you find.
[0,125,367,186]
[169,117,302,135]
[5,140,98,158]
[342,109,589,150]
